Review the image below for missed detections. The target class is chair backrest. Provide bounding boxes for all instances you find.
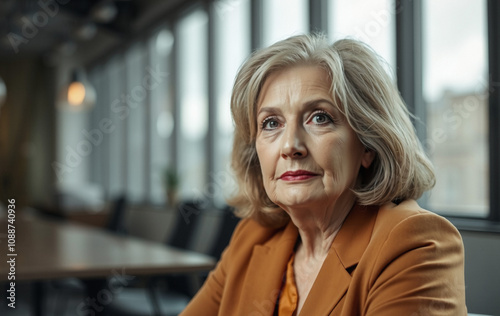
[208,206,240,260]
[167,200,205,249]
[106,195,127,235]
[164,204,240,297]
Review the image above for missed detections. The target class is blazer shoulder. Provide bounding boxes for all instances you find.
[375,199,459,233]
[355,201,467,315]
[371,199,463,251]
[229,217,289,251]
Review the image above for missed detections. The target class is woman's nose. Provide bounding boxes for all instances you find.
[280,124,307,159]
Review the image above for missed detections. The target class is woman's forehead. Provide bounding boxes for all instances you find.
[256,66,332,107]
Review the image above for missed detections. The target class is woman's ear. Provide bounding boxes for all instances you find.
[361,148,375,169]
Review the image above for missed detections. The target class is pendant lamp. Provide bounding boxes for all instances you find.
[58,69,96,110]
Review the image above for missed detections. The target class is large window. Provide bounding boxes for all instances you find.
[329,0,396,73]
[87,31,173,204]
[422,0,489,217]
[82,0,499,225]
[125,44,147,203]
[262,0,308,47]
[149,28,174,204]
[88,66,105,190]
[176,9,209,199]
[107,56,126,198]
[213,0,250,207]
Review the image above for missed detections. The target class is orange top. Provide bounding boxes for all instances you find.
[278,253,298,316]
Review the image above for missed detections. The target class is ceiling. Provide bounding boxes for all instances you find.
[0,0,187,63]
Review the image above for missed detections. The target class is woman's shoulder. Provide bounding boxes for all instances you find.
[345,205,467,314]
[375,199,457,229]
[371,199,463,249]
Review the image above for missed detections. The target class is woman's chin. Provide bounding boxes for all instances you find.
[276,194,320,210]
[273,184,324,206]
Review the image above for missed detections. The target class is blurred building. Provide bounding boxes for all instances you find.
[426,89,489,216]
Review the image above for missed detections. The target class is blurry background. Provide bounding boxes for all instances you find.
[0,0,499,314]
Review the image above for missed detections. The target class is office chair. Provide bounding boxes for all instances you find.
[105,195,128,235]
[208,206,240,260]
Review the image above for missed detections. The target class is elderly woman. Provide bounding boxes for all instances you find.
[181,34,466,315]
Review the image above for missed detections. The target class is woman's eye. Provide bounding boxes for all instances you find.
[311,112,332,125]
[262,118,280,130]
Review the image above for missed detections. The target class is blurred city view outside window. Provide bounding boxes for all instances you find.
[329,0,396,75]
[107,56,126,198]
[149,28,174,204]
[176,9,209,200]
[213,0,250,207]
[423,0,489,217]
[125,44,147,203]
[262,0,308,48]
[88,66,105,190]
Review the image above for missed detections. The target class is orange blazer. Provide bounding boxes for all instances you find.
[180,200,467,315]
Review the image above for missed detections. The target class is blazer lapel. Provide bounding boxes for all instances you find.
[299,204,379,315]
[236,220,299,316]
[299,247,352,315]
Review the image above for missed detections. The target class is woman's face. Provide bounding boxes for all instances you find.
[255,65,374,210]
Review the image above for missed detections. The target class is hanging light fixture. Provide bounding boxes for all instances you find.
[58,69,96,110]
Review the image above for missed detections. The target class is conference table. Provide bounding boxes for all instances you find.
[0,214,216,315]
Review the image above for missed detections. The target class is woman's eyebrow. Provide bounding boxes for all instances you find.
[303,98,340,114]
[303,98,336,108]
[257,98,339,116]
[256,106,280,117]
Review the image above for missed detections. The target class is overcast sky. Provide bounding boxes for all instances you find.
[328,0,487,102]
[422,0,487,101]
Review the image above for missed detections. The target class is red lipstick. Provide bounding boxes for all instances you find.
[279,170,318,181]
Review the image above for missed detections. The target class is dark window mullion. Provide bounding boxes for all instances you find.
[251,0,264,51]
[395,0,424,139]
[488,0,500,222]
[396,0,427,207]
[309,0,328,34]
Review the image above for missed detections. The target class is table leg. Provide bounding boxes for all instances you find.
[147,278,163,316]
[81,279,110,316]
[33,281,44,316]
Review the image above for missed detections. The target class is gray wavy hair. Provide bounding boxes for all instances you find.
[228,34,435,227]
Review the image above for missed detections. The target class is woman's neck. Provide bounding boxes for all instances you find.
[288,197,355,260]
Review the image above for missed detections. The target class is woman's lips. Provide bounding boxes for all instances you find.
[279,170,319,181]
